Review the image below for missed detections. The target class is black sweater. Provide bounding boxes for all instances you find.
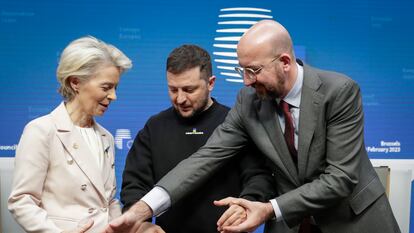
[121,100,274,233]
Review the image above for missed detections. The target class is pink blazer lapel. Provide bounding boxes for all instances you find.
[94,122,115,187]
[51,102,107,200]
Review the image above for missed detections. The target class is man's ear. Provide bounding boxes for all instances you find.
[208,75,216,91]
[280,53,292,72]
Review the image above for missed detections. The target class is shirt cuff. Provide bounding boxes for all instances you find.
[270,199,283,222]
[140,186,171,217]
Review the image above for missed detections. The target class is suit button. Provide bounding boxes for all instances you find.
[81,184,87,191]
[101,207,107,212]
[73,143,79,149]
[88,208,95,213]
[271,172,275,177]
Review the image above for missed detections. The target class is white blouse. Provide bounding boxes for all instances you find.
[75,125,104,170]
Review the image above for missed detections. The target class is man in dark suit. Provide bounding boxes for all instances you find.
[103,20,400,233]
[120,44,274,233]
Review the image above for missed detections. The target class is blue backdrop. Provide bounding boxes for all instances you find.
[1,0,413,232]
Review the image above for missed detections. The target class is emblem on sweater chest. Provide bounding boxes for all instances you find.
[185,128,204,135]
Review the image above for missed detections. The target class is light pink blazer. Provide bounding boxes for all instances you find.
[8,102,121,233]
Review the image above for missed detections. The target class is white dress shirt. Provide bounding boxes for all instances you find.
[271,63,303,221]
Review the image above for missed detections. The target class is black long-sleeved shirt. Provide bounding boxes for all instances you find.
[121,100,274,233]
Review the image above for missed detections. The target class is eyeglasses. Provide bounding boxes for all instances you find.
[235,54,282,82]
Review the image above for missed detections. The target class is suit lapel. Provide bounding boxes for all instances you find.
[297,64,323,181]
[94,123,114,186]
[51,103,107,199]
[255,98,300,186]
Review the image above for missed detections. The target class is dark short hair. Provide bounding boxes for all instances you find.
[166,44,212,81]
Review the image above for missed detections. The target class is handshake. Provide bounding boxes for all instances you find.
[99,197,274,233]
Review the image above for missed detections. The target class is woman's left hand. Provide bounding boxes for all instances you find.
[63,219,94,233]
[137,222,166,233]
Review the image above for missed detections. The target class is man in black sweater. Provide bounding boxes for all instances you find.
[121,45,274,233]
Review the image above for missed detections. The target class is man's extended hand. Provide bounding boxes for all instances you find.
[101,201,153,233]
[214,200,247,232]
[214,197,274,233]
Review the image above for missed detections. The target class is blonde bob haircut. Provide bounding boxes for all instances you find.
[56,36,132,101]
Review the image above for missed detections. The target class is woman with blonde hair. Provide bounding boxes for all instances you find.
[8,36,132,233]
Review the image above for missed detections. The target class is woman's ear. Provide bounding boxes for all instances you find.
[68,76,81,93]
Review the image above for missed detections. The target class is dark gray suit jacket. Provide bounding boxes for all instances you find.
[157,61,400,233]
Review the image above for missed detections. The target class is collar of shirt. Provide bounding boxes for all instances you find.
[280,62,303,109]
